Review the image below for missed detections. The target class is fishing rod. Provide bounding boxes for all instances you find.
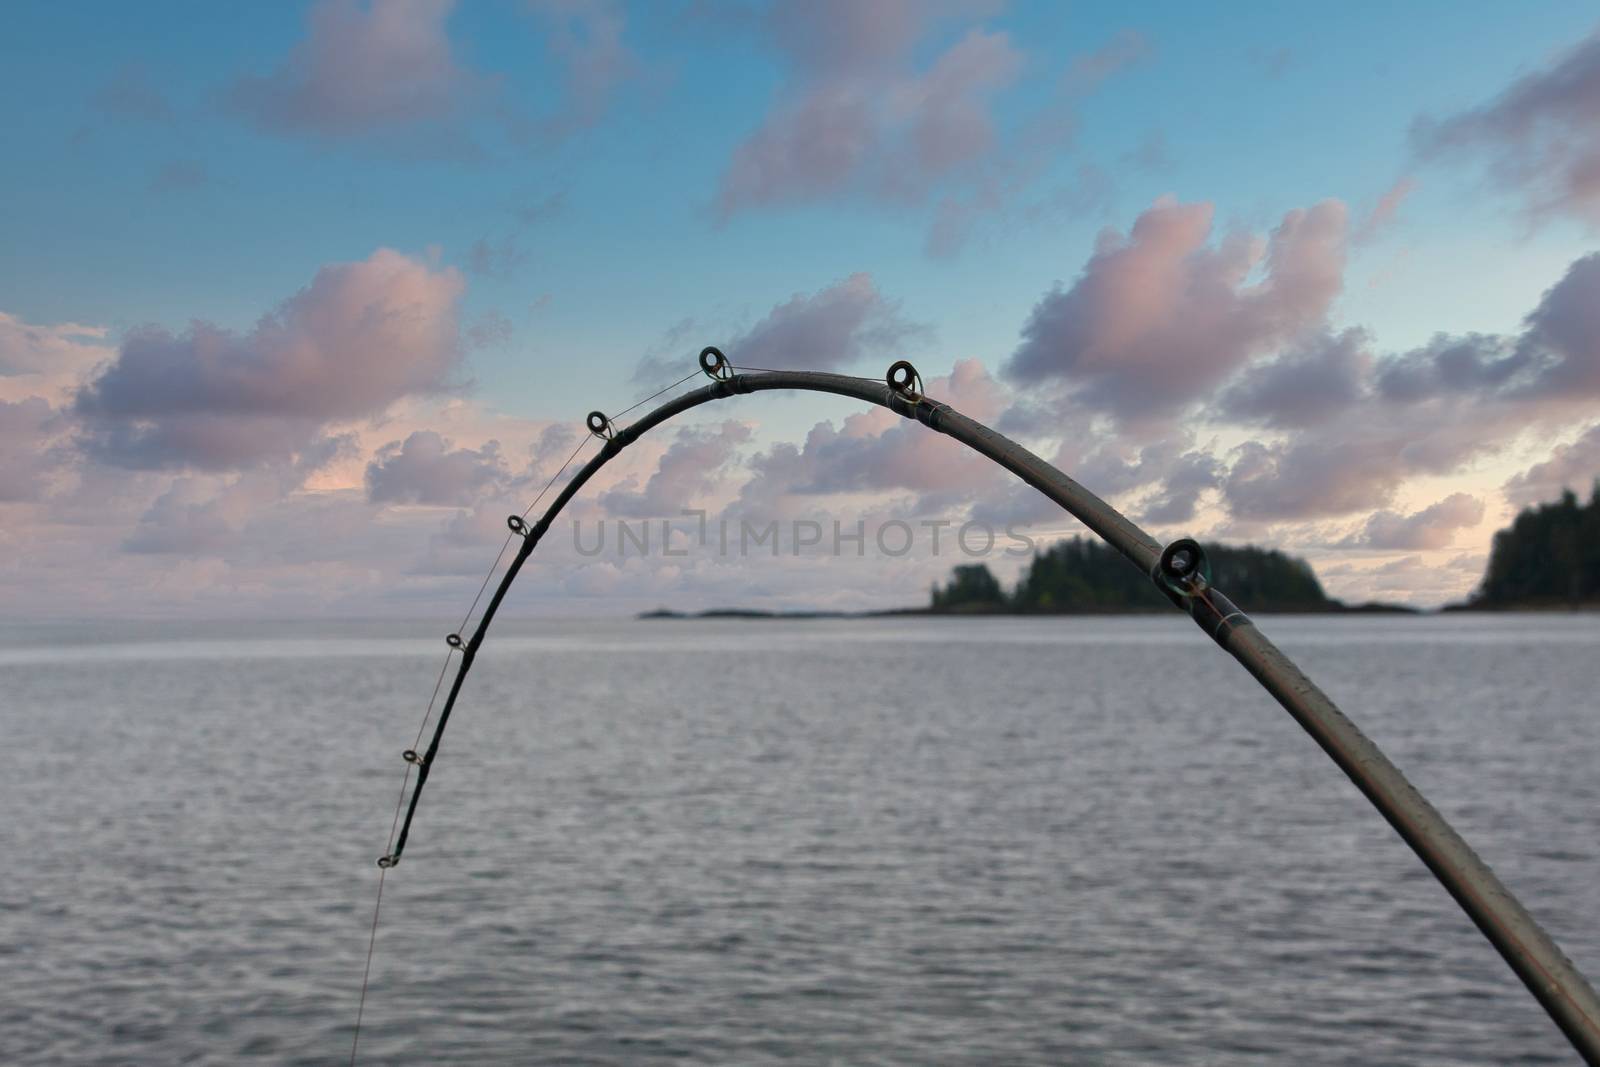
[363,347,1600,1063]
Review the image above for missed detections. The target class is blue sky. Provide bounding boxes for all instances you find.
[3,1,1600,617]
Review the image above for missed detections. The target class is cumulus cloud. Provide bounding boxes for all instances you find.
[735,359,1009,516]
[599,420,752,517]
[1138,450,1224,525]
[1224,437,1404,522]
[1503,423,1600,506]
[1376,252,1600,404]
[1221,328,1372,428]
[716,3,1020,216]
[1346,492,1486,550]
[366,430,508,506]
[727,272,923,372]
[75,249,465,470]
[227,0,487,150]
[1005,197,1348,419]
[1412,27,1600,225]
[635,272,922,381]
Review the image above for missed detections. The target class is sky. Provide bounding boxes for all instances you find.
[3,0,1600,619]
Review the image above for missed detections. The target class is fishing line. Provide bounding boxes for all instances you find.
[610,368,701,422]
[349,363,705,1064]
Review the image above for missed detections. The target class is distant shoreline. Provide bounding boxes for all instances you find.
[638,601,1426,620]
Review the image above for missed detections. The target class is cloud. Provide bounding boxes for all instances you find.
[1375,252,1600,404]
[1218,391,1506,523]
[0,397,67,501]
[1062,29,1152,93]
[1503,423,1600,506]
[715,4,1021,216]
[226,0,486,149]
[599,420,752,517]
[887,28,1024,181]
[75,248,465,470]
[1224,437,1407,522]
[1220,327,1371,428]
[1005,197,1348,419]
[122,436,355,555]
[527,0,639,136]
[1138,449,1223,525]
[0,312,112,400]
[365,430,508,506]
[726,272,923,372]
[1347,492,1486,549]
[1353,176,1416,244]
[735,359,1008,514]
[1412,27,1600,225]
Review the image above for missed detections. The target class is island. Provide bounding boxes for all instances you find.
[1451,484,1600,610]
[928,538,1408,615]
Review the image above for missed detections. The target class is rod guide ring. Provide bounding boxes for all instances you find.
[586,411,614,439]
[445,633,465,650]
[699,346,732,381]
[1157,537,1209,592]
[507,514,528,537]
[377,854,398,869]
[887,360,923,402]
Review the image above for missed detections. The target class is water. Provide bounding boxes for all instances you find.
[2,614,1598,1065]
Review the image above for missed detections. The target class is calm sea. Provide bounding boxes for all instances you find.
[2,614,1597,1065]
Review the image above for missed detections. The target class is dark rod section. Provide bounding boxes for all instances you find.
[381,364,1600,1062]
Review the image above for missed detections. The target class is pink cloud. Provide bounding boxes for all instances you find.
[729,272,924,372]
[228,0,484,145]
[734,358,1009,514]
[1005,197,1348,418]
[1348,492,1486,550]
[366,431,509,506]
[75,249,466,470]
[599,420,753,517]
[715,5,1021,216]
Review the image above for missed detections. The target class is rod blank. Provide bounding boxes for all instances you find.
[383,365,1600,1062]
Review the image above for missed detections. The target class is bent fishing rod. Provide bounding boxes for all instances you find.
[367,347,1600,1063]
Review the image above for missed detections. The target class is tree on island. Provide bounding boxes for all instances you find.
[930,563,1008,611]
[1474,483,1600,608]
[930,537,1339,614]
